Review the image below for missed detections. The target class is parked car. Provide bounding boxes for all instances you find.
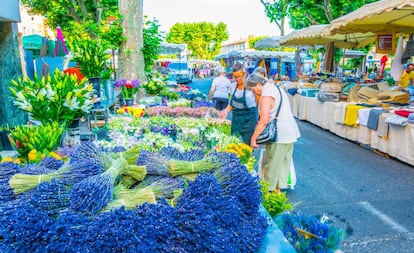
[166,61,193,84]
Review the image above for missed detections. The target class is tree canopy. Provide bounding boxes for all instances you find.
[166,22,229,60]
[21,0,120,42]
[260,0,379,32]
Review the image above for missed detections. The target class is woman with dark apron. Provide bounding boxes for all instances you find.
[223,62,257,145]
[229,88,257,144]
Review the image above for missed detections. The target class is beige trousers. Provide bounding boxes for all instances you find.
[260,143,294,191]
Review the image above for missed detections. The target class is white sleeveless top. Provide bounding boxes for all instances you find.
[261,82,300,144]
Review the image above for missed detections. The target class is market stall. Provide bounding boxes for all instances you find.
[287,91,414,166]
[278,24,375,49]
[215,50,296,80]
[329,0,414,34]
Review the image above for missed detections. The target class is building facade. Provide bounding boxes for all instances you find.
[0,0,27,149]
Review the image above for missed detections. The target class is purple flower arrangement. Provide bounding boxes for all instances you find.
[114,78,140,99]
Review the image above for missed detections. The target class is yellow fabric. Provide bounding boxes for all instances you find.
[377,90,410,104]
[315,61,321,73]
[399,71,414,88]
[344,105,366,127]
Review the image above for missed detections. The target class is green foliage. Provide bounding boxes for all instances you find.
[261,181,293,217]
[21,0,123,49]
[143,18,164,74]
[9,69,94,127]
[260,0,288,34]
[166,22,229,59]
[345,58,364,70]
[101,16,127,50]
[142,72,167,96]
[260,0,380,31]
[5,122,64,162]
[159,89,179,100]
[70,38,111,78]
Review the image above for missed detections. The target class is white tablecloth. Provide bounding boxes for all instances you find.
[289,94,414,166]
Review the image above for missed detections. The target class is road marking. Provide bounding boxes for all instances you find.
[359,201,409,233]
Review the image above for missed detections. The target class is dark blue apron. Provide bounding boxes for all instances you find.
[230,87,257,144]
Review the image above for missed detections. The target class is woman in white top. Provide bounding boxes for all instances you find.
[246,73,300,192]
[208,67,231,118]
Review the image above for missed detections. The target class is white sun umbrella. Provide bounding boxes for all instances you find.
[254,36,283,49]
[389,36,405,82]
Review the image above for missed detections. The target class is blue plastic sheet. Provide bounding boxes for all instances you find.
[258,205,296,253]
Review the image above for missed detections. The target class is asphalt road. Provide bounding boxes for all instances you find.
[192,77,414,252]
[290,120,414,252]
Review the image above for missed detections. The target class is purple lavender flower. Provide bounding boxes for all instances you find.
[114,79,127,88]
[131,79,140,88]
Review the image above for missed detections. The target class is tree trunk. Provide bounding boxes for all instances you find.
[117,0,146,81]
[324,0,334,22]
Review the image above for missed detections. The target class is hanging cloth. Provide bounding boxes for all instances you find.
[402,34,414,64]
[390,36,404,81]
[379,55,388,77]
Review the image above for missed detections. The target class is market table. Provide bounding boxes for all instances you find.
[288,94,414,166]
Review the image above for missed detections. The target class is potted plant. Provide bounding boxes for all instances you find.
[101,64,115,104]
[114,79,140,106]
[9,69,94,127]
[3,122,64,163]
[142,71,167,96]
[71,38,111,98]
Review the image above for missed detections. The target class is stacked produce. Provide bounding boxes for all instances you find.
[0,141,268,252]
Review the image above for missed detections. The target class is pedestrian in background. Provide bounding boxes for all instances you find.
[246,73,300,193]
[254,66,267,77]
[223,62,257,144]
[208,66,231,119]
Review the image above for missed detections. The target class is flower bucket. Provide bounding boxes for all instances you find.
[103,79,115,104]
[124,98,134,106]
[0,130,13,150]
[88,77,101,98]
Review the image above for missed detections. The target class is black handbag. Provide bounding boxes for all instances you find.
[256,85,282,145]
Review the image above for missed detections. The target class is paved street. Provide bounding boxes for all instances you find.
[290,120,414,252]
[192,77,414,252]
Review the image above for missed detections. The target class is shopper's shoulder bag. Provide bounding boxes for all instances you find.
[256,85,282,145]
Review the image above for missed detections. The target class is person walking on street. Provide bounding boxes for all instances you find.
[223,62,257,145]
[246,73,300,193]
[208,67,231,119]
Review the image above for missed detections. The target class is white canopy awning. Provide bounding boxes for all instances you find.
[215,50,295,61]
[278,24,375,48]
[254,36,283,49]
[160,42,186,55]
[329,0,414,34]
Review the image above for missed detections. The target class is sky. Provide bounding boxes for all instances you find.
[143,0,286,42]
